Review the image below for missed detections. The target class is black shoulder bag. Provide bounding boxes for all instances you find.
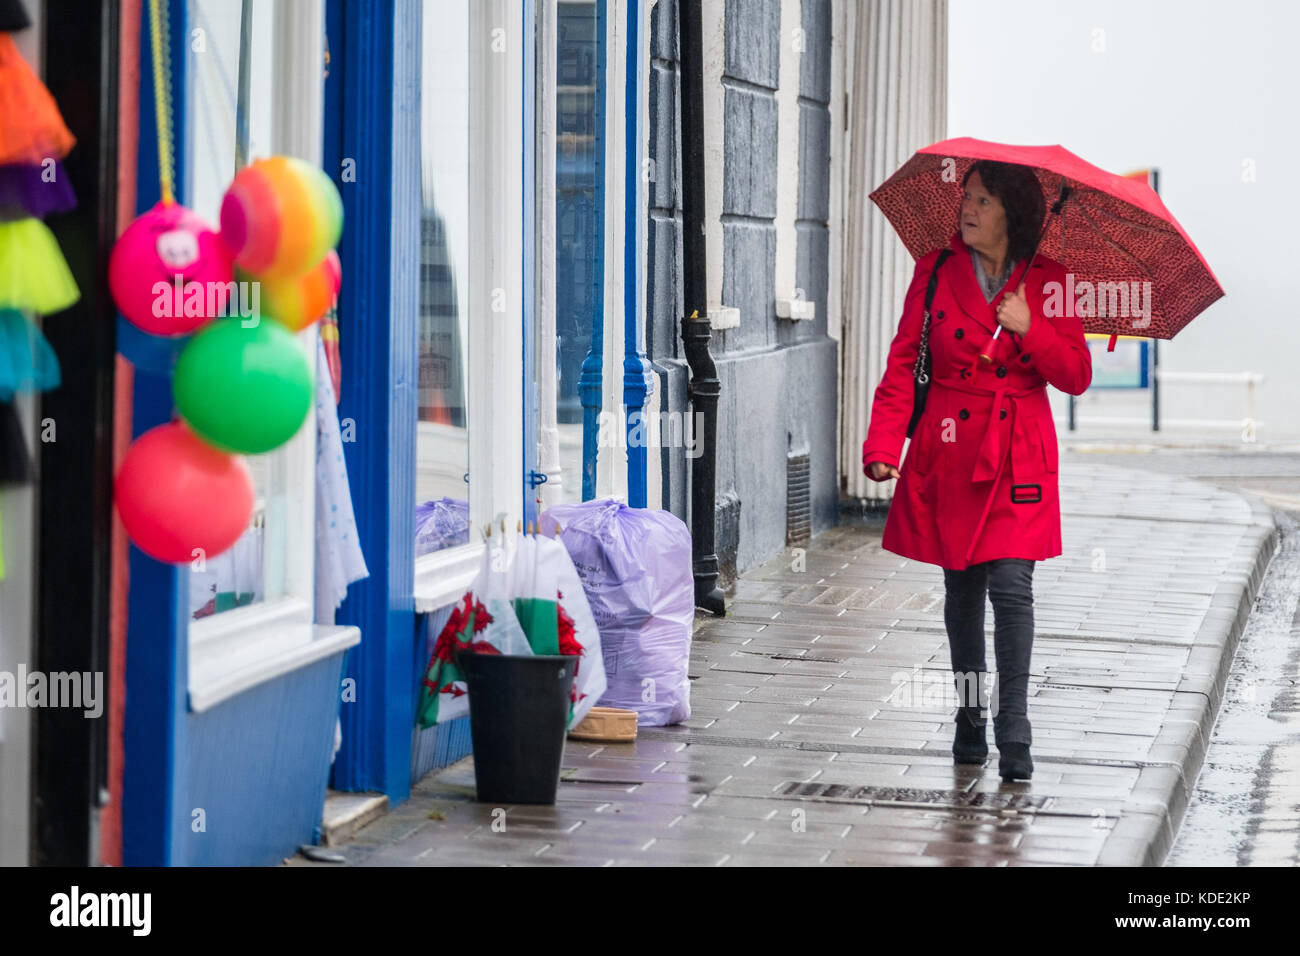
[906,248,954,438]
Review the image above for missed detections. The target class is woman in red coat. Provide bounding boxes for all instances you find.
[863,160,1092,782]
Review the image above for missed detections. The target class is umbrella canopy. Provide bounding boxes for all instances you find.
[870,137,1224,340]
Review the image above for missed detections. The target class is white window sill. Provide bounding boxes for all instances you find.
[189,597,359,713]
[414,541,483,613]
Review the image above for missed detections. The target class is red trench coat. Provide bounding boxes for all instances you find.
[862,231,1092,570]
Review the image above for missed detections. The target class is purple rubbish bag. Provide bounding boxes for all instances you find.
[539,498,693,726]
[415,497,470,556]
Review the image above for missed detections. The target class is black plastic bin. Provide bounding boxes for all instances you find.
[457,652,578,805]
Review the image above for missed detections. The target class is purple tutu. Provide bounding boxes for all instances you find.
[0,161,77,221]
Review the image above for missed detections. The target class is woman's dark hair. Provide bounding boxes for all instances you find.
[961,160,1045,265]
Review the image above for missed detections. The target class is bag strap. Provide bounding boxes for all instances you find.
[913,248,953,385]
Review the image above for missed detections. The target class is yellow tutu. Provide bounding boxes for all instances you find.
[0,218,80,315]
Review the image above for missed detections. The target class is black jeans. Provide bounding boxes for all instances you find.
[942,558,1035,746]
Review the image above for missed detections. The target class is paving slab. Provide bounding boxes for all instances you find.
[291,462,1277,867]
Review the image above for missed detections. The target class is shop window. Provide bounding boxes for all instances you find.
[184,0,315,625]
[551,0,604,502]
[415,0,471,555]
[415,0,527,611]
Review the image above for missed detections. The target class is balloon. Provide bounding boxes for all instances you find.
[219,156,343,280]
[246,249,341,332]
[173,317,313,454]
[108,200,235,336]
[115,421,254,563]
[115,315,193,376]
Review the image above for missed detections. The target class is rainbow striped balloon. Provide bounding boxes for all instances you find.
[219,156,343,281]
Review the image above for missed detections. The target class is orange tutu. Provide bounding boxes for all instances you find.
[0,34,75,166]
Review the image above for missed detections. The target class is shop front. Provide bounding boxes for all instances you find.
[0,0,657,866]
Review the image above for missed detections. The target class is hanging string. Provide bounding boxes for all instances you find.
[234,0,253,169]
[148,0,176,204]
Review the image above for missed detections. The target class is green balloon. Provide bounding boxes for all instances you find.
[173,317,313,454]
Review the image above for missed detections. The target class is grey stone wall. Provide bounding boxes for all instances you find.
[648,0,837,585]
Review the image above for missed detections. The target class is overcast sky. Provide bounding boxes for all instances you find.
[948,0,1300,436]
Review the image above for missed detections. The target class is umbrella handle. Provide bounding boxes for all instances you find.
[979,326,1001,363]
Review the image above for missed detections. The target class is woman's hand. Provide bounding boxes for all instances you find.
[866,460,900,481]
[996,281,1032,336]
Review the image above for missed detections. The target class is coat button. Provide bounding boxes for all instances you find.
[1020,353,1031,363]
[959,408,970,420]
[1000,409,1007,420]
[954,327,964,339]
[937,310,945,319]
[996,366,1008,378]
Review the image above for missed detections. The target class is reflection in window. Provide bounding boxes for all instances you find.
[416,0,471,552]
[187,0,278,619]
[555,0,604,502]
[419,209,465,429]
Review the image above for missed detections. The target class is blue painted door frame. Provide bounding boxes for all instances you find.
[122,0,192,867]
[566,0,650,506]
[622,0,653,508]
[326,0,422,801]
[578,0,608,503]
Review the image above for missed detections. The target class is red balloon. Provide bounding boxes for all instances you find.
[115,421,254,564]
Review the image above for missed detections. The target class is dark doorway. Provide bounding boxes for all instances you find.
[32,0,120,866]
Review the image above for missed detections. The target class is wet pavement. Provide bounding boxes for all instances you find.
[291,456,1279,867]
[1082,447,1300,867]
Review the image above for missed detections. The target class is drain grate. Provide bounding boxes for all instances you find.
[778,781,1051,811]
[770,653,846,663]
[786,452,811,547]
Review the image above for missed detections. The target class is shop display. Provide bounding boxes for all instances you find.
[0,32,74,165]
[114,420,255,565]
[108,0,344,562]
[417,527,606,731]
[219,155,343,280]
[0,307,59,399]
[252,249,341,332]
[533,532,606,728]
[0,22,79,581]
[108,200,234,336]
[0,217,78,315]
[172,316,313,454]
[417,540,535,727]
[0,158,76,220]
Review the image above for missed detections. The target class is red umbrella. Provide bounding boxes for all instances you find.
[870,137,1224,348]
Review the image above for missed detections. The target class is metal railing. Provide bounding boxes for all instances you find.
[1070,370,1265,442]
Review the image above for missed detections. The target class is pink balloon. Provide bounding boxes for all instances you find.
[115,421,254,564]
[109,201,235,336]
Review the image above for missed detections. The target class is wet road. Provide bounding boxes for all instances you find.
[1065,446,1300,866]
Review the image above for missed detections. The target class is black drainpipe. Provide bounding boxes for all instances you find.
[678,0,725,616]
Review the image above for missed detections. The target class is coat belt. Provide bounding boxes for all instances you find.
[930,378,1043,484]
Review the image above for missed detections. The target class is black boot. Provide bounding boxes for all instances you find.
[952,707,988,764]
[998,742,1033,782]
